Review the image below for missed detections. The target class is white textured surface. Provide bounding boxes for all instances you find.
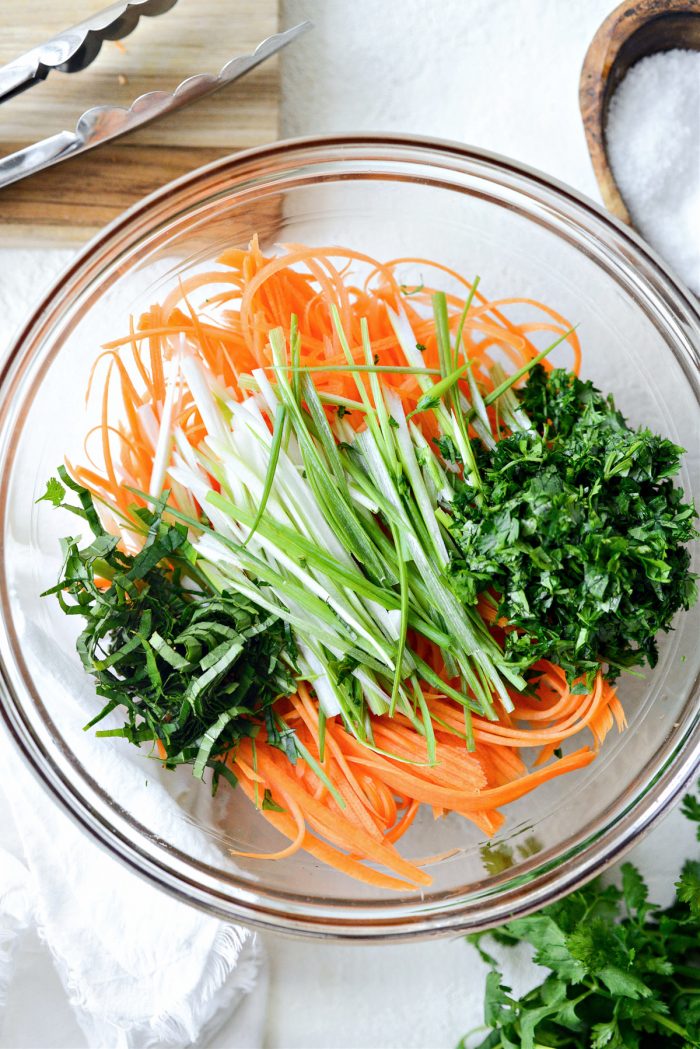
[280,0,613,200]
[1,2,697,1047]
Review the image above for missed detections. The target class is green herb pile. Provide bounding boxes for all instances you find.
[464,782,700,1049]
[449,366,698,686]
[41,467,296,785]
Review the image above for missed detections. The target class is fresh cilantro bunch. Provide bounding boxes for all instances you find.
[41,468,296,786]
[463,783,700,1049]
[449,366,698,686]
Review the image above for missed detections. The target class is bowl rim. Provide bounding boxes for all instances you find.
[0,133,698,940]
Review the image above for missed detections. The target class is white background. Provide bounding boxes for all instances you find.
[1,1,696,1046]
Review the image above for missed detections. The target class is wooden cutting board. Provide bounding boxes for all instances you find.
[0,0,279,245]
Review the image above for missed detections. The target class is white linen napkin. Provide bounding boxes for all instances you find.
[0,732,266,1049]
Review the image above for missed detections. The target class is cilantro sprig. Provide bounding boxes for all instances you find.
[41,468,296,787]
[449,366,698,686]
[463,781,700,1049]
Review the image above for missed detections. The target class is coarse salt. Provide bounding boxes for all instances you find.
[607,49,700,296]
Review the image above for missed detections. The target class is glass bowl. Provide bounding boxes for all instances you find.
[0,135,698,940]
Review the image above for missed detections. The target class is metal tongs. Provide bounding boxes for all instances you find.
[0,0,310,189]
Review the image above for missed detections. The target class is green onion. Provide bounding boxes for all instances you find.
[267,364,441,375]
[476,326,577,415]
[408,362,470,418]
[242,404,286,547]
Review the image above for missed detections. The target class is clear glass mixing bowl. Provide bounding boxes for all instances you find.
[0,136,698,939]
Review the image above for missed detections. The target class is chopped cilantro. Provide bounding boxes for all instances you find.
[434,434,462,465]
[450,366,698,686]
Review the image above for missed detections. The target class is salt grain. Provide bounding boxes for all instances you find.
[607,49,700,295]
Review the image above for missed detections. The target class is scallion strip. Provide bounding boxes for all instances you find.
[242,404,286,547]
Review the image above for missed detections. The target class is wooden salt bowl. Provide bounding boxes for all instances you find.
[579,0,700,226]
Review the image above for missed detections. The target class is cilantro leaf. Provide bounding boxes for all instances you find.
[482,971,516,1030]
[597,967,652,1000]
[621,862,650,916]
[676,859,700,919]
[591,1020,617,1048]
[681,790,700,841]
[37,476,66,507]
[480,843,514,875]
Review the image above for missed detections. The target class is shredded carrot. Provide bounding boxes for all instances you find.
[71,239,623,889]
[220,667,613,888]
[75,241,581,519]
